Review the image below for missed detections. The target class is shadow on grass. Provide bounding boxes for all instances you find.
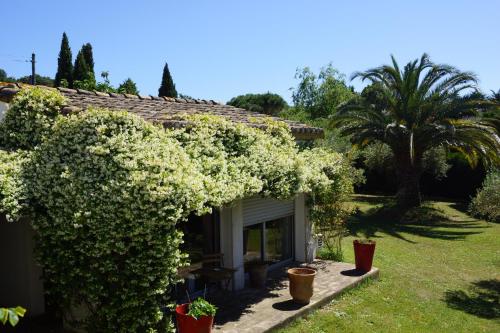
[444,279,500,319]
[347,196,489,243]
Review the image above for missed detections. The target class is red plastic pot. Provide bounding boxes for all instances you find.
[175,303,214,333]
[353,240,376,273]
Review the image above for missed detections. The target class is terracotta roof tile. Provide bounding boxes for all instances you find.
[0,83,324,139]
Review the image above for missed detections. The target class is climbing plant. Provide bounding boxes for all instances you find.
[0,87,355,332]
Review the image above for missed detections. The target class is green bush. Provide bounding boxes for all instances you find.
[470,169,500,222]
[0,150,29,221]
[24,109,206,332]
[0,87,65,150]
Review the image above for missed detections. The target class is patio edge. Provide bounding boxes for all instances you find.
[264,267,380,332]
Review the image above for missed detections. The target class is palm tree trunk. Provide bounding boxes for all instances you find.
[396,167,422,208]
[395,152,422,208]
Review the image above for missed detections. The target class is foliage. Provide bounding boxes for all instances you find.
[95,71,117,93]
[187,298,217,319]
[291,64,356,119]
[227,93,288,116]
[24,109,205,332]
[333,54,500,207]
[81,43,95,75]
[54,32,73,87]
[158,62,177,98]
[306,148,363,262]
[118,78,140,94]
[0,87,66,150]
[0,150,29,221]
[470,169,500,222]
[360,142,450,179]
[0,88,355,332]
[73,50,95,87]
[17,74,55,87]
[0,68,54,86]
[0,307,26,327]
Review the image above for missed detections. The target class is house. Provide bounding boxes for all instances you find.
[0,83,323,316]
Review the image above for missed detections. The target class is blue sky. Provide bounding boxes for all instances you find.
[2,0,499,103]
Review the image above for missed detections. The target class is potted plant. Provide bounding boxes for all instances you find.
[176,297,217,333]
[287,267,317,304]
[353,239,376,273]
[247,260,269,288]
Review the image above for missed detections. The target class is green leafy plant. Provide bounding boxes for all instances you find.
[0,87,66,150]
[187,298,217,319]
[0,307,26,327]
[470,169,500,222]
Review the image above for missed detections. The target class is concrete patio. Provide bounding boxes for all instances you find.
[210,260,379,333]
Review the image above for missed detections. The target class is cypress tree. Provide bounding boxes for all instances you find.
[73,50,91,83]
[81,43,95,75]
[158,62,177,97]
[54,32,73,87]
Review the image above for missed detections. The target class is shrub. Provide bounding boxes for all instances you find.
[470,169,500,222]
[0,150,29,221]
[0,87,65,150]
[306,148,363,261]
[24,109,206,332]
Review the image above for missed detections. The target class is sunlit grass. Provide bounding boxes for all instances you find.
[276,195,500,333]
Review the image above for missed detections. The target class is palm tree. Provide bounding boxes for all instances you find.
[333,54,499,208]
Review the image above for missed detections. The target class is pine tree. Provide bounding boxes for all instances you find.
[118,78,139,94]
[158,62,177,97]
[73,50,90,82]
[54,32,73,87]
[81,43,95,75]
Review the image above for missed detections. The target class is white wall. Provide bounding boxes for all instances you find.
[220,196,309,290]
[219,202,245,290]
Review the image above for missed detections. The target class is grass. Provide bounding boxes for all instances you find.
[275,195,500,333]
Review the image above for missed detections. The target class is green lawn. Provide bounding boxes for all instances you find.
[276,195,500,333]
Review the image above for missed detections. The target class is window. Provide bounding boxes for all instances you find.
[243,216,294,265]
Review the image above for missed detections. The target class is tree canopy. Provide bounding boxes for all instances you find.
[227,93,288,116]
[73,49,95,86]
[118,78,139,94]
[158,62,177,98]
[54,32,73,87]
[291,64,356,119]
[81,43,95,75]
[333,54,500,207]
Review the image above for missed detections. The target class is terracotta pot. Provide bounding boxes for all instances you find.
[287,267,316,304]
[249,262,268,288]
[353,240,376,273]
[176,303,214,333]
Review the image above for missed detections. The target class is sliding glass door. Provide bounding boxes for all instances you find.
[243,216,294,265]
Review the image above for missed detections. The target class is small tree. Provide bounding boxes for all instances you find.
[291,64,356,119]
[158,62,177,98]
[54,32,73,87]
[118,78,139,94]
